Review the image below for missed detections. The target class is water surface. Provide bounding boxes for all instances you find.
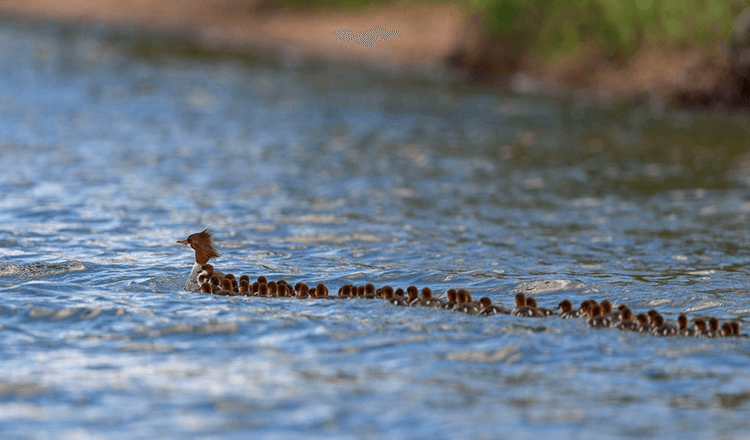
[1,19,750,439]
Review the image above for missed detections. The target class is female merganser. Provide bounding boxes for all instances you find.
[721,323,733,337]
[677,315,695,337]
[479,297,509,315]
[200,282,213,294]
[177,228,222,291]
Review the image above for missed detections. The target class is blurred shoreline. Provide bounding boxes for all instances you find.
[0,1,464,74]
[0,0,746,107]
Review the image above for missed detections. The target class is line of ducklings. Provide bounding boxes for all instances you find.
[195,264,744,338]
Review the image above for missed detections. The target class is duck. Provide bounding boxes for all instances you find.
[677,314,695,337]
[586,305,610,328]
[406,286,420,306]
[557,300,577,319]
[694,319,708,337]
[296,283,310,299]
[636,313,651,333]
[577,300,597,318]
[511,293,544,318]
[525,297,556,316]
[615,308,637,331]
[703,317,720,338]
[478,297,509,315]
[216,278,236,296]
[257,283,270,297]
[419,287,443,307]
[442,289,458,310]
[238,279,252,296]
[363,283,376,299]
[455,290,479,315]
[650,314,676,336]
[316,283,330,298]
[199,282,213,294]
[177,228,222,291]
[338,284,353,298]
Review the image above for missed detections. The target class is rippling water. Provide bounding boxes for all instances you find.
[2,19,750,439]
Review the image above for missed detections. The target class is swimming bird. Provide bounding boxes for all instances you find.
[557,300,577,319]
[526,297,556,316]
[177,228,221,292]
[419,287,443,307]
[511,293,544,318]
[478,297,509,315]
[677,315,694,337]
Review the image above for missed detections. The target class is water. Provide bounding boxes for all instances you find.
[1,19,750,439]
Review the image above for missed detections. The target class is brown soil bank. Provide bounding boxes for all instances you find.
[1,0,749,106]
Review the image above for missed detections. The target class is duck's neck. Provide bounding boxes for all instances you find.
[185,261,202,291]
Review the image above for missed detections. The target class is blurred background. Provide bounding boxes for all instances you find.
[2,1,750,439]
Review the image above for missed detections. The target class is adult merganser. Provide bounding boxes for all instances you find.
[177,228,221,292]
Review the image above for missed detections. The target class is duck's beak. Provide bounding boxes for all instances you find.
[177,239,188,245]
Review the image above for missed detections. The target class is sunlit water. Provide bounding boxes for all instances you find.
[1,19,750,439]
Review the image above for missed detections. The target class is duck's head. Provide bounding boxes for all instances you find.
[177,228,221,265]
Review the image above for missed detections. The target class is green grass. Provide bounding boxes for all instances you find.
[471,0,749,61]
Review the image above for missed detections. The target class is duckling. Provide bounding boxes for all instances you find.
[557,300,577,319]
[511,293,544,318]
[677,314,695,337]
[478,297,509,315]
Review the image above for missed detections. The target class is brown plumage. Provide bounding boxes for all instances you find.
[177,228,221,265]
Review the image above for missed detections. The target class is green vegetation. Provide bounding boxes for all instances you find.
[472,0,750,60]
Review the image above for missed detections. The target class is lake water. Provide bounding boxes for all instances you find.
[1,18,750,439]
